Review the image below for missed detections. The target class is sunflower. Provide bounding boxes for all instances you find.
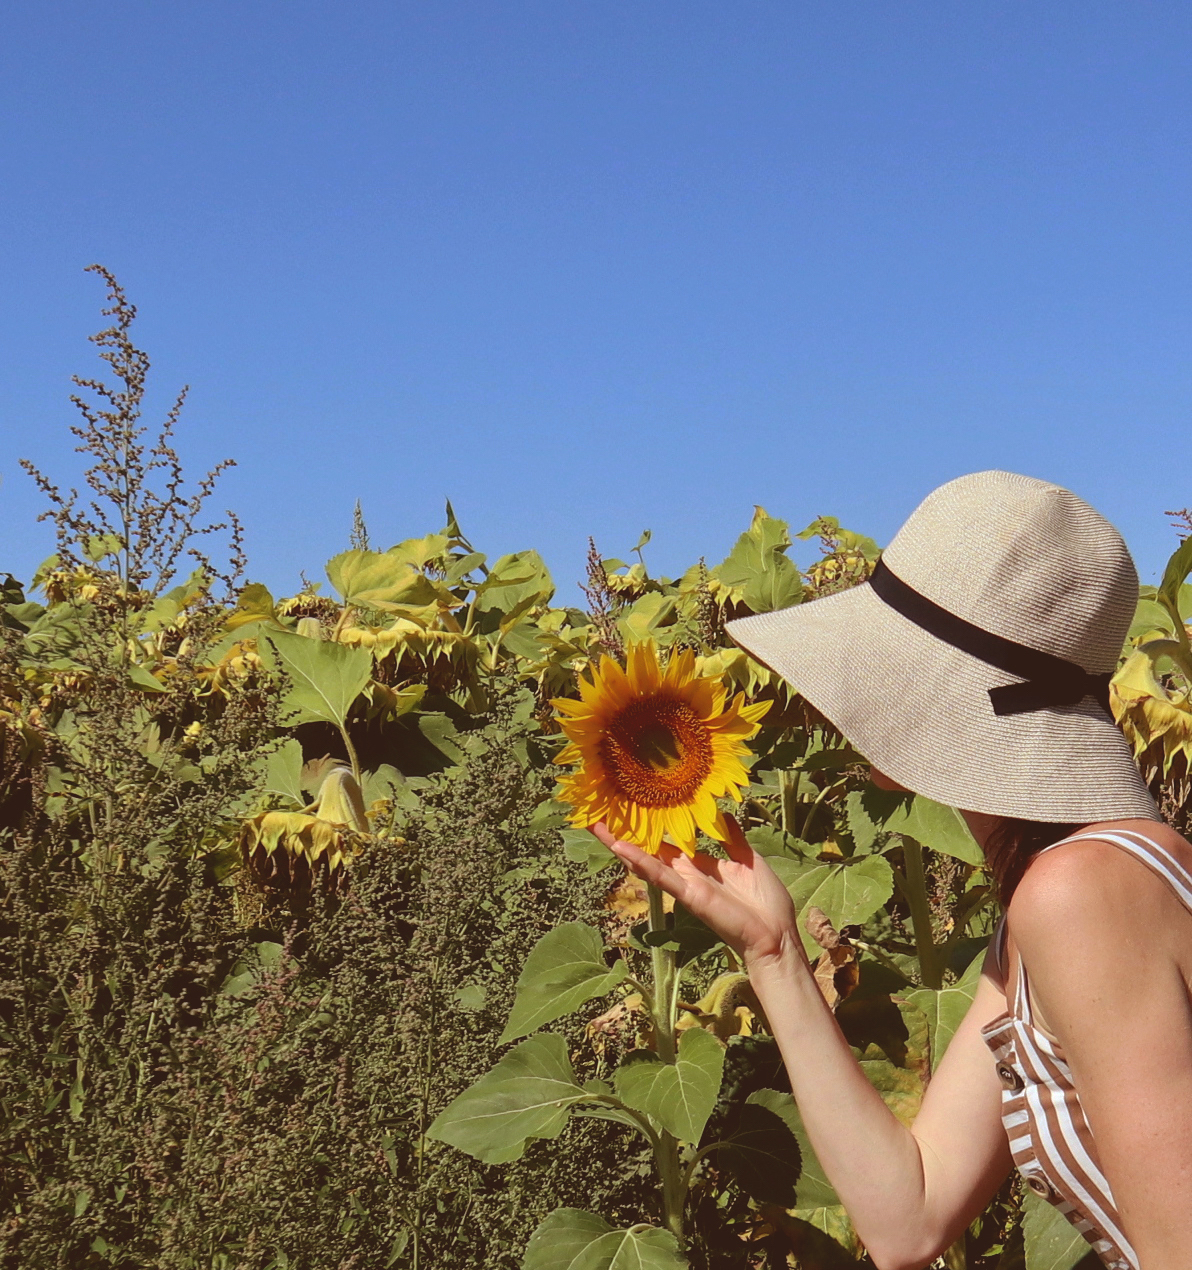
[552,642,769,856]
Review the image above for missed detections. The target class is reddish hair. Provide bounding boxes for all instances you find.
[983,817,1081,905]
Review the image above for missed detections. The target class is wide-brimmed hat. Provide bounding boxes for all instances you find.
[726,470,1160,823]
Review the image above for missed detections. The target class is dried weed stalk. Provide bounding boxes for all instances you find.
[20,264,244,600]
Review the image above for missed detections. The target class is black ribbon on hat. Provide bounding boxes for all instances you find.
[868,558,1114,718]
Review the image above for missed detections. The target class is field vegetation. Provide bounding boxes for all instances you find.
[3,271,1190,1270]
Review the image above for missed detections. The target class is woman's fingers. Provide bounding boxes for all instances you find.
[591,824,691,896]
[590,824,722,910]
[721,816,756,865]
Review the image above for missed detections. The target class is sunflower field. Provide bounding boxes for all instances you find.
[2,272,1191,1270]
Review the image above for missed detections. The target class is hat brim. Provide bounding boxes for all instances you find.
[726,583,1158,823]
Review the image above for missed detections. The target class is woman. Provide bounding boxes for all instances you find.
[595,472,1192,1270]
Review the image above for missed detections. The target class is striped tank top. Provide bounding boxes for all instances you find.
[980,828,1192,1270]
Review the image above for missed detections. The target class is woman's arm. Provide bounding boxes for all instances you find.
[1011,840,1192,1270]
[598,822,1011,1270]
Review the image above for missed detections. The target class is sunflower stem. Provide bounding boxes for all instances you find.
[646,881,685,1238]
[646,883,676,1063]
[897,840,946,990]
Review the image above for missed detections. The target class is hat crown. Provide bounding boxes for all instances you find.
[880,471,1137,674]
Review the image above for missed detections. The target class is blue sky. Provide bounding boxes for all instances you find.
[1,3,1189,602]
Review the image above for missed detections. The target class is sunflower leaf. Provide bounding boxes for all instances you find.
[614,1026,725,1143]
[1158,536,1192,625]
[325,548,440,609]
[1022,1189,1093,1270]
[849,787,982,866]
[770,855,895,959]
[714,508,802,614]
[715,1088,804,1206]
[559,828,618,875]
[261,630,373,729]
[521,1208,686,1270]
[501,923,628,1043]
[263,738,305,808]
[902,947,985,1072]
[426,1033,590,1165]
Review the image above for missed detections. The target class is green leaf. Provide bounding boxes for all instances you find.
[456,984,487,1011]
[418,713,467,765]
[474,551,555,624]
[717,1088,803,1206]
[559,828,617,875]
[715,507,802,613]
[777,1099,840,1211]
[220,940,285,997]
[521,1208,686,1270]
[860,1056,924,1127]
[1022,1189,1092,1270]
[361,763,404,806]
[262,630,373,729]
[853,787,982,866]
[1128,596,1176,642]
[126,663,167,694]
[894,796,982,866]
[528,797,569,831]
[744,825,811,859]
[903,946,985,1072]
[770,855,895,958]
[500,923,628,1043]
[796,515,881,562]
[1158,535,1192,623]
[614,1026,724,1143]
[426,1033,590,1165]
[326,548,437,608]
[83,532,123,562]
[618,593,677,644]
[263,739,305,807]
[639,903,722,957]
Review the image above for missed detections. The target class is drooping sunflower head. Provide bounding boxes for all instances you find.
[552,642,769,856]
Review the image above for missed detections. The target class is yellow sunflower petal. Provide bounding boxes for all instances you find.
[553,641,765,858]
[627,641,662,695]
[551,696,594,717]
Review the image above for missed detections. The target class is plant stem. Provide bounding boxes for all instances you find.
[646,881,684,1240]
[338,722,362,789]
[780,768,800,836]
[647,883,676,1064]
[331,604,354,642]
[897,840,945,989]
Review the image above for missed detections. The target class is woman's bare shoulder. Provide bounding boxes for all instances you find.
[1009,819,1192,963]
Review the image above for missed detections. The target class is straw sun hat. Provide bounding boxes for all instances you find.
[726,471,1160,824]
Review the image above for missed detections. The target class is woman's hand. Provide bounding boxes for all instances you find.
[591,818,807,973]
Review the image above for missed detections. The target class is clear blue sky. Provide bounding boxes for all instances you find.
[1,3,1189,602]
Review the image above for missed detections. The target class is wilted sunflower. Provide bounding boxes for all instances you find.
[553,642,769,856]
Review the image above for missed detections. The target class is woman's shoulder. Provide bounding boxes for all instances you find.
[1009,819,1192,962]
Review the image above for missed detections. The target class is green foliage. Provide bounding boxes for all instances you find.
[715,1089,804,1207]
[261,630,373,730]
[4,270,1181,1270]
[614,1029,725,1145]
[771,855,896,958]
[521,1209,686,1270]
[428,1033,592,1164]
[1022,1192,1100,1270]
[500,924,629,1043]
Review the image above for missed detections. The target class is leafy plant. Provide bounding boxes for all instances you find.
[2,269,1176,1270]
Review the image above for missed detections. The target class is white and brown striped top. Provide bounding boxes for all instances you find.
[980,828,1192,1269]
